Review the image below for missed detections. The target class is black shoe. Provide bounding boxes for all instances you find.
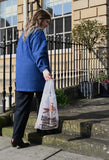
[41,130,53,135]
[37,129,42,133]
[11,139,30,148]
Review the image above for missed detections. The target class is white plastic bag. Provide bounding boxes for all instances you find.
[34,79,59,130]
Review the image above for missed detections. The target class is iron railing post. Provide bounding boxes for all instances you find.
[73,42,75,86]
[2,35,6,113]
[70,39,72,83]
[64,37,67,88]
[9,32,12,109]
[67,36,70,87]
[57,35,60,89]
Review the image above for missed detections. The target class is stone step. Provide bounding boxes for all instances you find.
[26,113,109,141]
[2,126,57,144]
[2,126,47,145]
[0,111,13,135]
[61,119,91,137]
[26,114,89,135]
[4,111,109,142]
[91,121,109,140]
[61,119,109,140]
[42,134,109,160]
[26,112,37,129]
[2,126,109,160]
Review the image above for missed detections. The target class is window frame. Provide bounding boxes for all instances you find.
[43,0,72,42]
[0,0,17,58]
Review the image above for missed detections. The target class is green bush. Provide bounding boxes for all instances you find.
[55,89,68,106]
[96,72,108,83]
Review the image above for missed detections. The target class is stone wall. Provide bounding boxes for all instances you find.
[72,0,108,75]
[17,0,24,37]
[73,0,107,25]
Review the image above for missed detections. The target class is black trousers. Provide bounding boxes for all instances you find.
[12,91,42,141]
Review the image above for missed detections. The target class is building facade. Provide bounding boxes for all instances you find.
[0,0,108,106]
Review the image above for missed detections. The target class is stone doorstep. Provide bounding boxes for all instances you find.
[2,126,109,160]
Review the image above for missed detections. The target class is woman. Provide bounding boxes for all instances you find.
[11,9,52,148]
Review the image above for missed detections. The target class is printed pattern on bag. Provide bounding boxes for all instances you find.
[40,102,57,129]
[34,79,59,130]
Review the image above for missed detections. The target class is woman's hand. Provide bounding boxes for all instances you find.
[44,73,52,81]
[43,69,52,81]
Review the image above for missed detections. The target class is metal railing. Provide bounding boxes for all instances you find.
[0,33,18,113]
[0,34,108,112]
[47,35,107,89]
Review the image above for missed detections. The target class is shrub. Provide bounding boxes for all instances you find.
[55,89,68,106]
[96,72,108,83]
[72,19,107,51]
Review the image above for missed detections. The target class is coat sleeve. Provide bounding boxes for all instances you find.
[30,30,50,73]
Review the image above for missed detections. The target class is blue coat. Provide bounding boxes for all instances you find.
[16,29,50,92]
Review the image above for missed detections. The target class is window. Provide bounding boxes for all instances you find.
[44,0,72,41]
[0,0,17,55]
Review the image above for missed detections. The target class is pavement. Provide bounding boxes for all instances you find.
[58,97,109,120]
[0,136,103,160]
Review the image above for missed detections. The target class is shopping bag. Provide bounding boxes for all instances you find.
[34,79,59,130]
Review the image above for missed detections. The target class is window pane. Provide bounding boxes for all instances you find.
[46,4,53,17]
[55,18,63,33]
[14,42,17,54]
[13,0,17,5]
[0,48,2,55]
[7,28,12,41]
[14,27,18,40]
[6,0,11,7]
[13,15,17,25]
[55,34,63,49]
[46,0,51,3]
[0,29,6,41]
[65,16,71,32]
[0,1,5,16]
[6,6,12,15]
[47,20,54,34]
[65,33,72,48]
[0,17,5,27]
[6,17,11,26]
[63,1,72,15]
[65,33,72,40]
[7,42,10,54]
[54,4,62,17]
[0,1,5,27]
[0,30,3,42]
